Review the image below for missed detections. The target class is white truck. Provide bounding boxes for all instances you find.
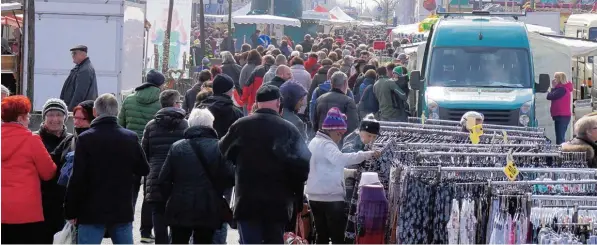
[23,0,146,110]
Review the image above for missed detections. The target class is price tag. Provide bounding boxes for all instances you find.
[421,113,426,125]
[503,150,519,181]
[502,130,509,144]
[469,124,483,144]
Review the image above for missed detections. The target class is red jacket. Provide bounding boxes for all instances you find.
[1,123,56,224]
[242,64,271,112]
[304,57,321,78]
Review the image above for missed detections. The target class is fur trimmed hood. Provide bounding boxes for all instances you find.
[562,137,597,168]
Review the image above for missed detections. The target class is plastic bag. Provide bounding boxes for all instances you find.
[53,222,76,244]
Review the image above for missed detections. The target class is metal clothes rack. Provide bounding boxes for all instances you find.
[408,166,597,176]
[407,117,546,132]
[417,151,561,157]
[379,120,546,136]
[380,125,546,142]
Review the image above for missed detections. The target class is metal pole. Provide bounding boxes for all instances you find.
[162,0,174,73]
[199,0,206,62]
[228,0,233,52]
[26,0,35,103]
[270,0,275,37]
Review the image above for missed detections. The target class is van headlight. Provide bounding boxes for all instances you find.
[519,101,531,126]
[427,99,439,119]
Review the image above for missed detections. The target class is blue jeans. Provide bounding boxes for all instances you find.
[237,220,285,244]
[77,223,133,244]
[553,116,571,145]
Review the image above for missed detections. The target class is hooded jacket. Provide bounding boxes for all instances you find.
[373,76,408,122]
[281,81,308,140]
[2,122,57,224]
[547,82,573,117]
[198,94,244,138]
[562,137,597,168]
[242,64,271,112]
[358,84,379,118]
[221,61,243,94]
[305,131,373,202]
[304,57,321,78]
[355,77,374,103]
[142,108,189,203]
[118,85,162,139]
[307,65,331,115]
[158,126,235,228]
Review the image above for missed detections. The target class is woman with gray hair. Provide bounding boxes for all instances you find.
[1,84,9,99]
[157,108,235,244]
[220,51,242,94]
[562,116,597,168]
[460,111,484,132]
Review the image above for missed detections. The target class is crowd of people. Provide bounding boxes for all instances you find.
[5,27,595,245]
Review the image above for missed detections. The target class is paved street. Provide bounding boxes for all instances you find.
[101,190,240,244]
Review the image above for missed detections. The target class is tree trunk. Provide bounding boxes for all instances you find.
[162,0,174,73]
[199,0,206,63]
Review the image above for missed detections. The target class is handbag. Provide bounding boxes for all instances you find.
[187,139,234,224]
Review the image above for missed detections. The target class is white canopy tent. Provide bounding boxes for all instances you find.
[328,6,354,22]
[204,2,251,22]
[232,15,301,27]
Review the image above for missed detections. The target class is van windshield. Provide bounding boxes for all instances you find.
[428,47,532,88]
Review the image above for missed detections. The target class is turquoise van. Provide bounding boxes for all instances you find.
[410,11,551,126]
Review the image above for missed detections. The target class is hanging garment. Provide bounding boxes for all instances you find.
[355,185,389,244]
[447,199,460,244]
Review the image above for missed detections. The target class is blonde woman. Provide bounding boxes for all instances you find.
[546,72,573,144]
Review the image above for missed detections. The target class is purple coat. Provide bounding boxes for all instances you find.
[546,82,573,117]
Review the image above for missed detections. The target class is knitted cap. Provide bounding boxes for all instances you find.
[42,98,67,119]
[360,114,380,135]
[256,84,281,102]
[212,74,234,95]
[73,100,96,122]
[322,107,347,131]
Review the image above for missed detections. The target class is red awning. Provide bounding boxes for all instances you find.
[313,5,329,13]
[1,15,22,28]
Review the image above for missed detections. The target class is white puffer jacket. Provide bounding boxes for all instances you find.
[305,131,374,202]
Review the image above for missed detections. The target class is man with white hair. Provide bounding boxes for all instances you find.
[264,54,288,83]
[264,65,292,88]
[219,85,310,244]
[1,84,9,99]
[64,93,149,244]
[313,71,359,135]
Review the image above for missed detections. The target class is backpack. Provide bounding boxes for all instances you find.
[58,151,75,186]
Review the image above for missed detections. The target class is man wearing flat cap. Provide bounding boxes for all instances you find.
[219,85,311,244]
[60,45,98,111]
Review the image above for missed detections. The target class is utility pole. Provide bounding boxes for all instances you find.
[228,0,232,51]
[269,0,274,36]
[199,0,206,62]
[26,0,35,101]
[162,0,174,73]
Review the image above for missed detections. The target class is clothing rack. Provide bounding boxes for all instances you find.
[379,120,546,136]
[407,117,545,132]
[407,166,597,175]
[532,195,597,202]
[380,125,546,142]
[417,151,561,157]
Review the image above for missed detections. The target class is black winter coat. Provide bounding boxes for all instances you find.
[314,88,360,134]
[64,116,149,224]
[142,108,189,203]
[264,76,287,88]
[219,108,311,223]
[197,94,243,139]
[184,83,202,114]
[35,126,70,235]
[158,126,235,228]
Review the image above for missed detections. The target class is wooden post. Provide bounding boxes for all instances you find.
[26,0,35,103]
[162,0,174,73]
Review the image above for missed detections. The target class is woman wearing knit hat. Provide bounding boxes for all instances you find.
[33,98,72,243]
[305,107,380,245]
[342,114,381,154]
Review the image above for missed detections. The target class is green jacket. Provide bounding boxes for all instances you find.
[118,85,161,140]
[373,76,408,122]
